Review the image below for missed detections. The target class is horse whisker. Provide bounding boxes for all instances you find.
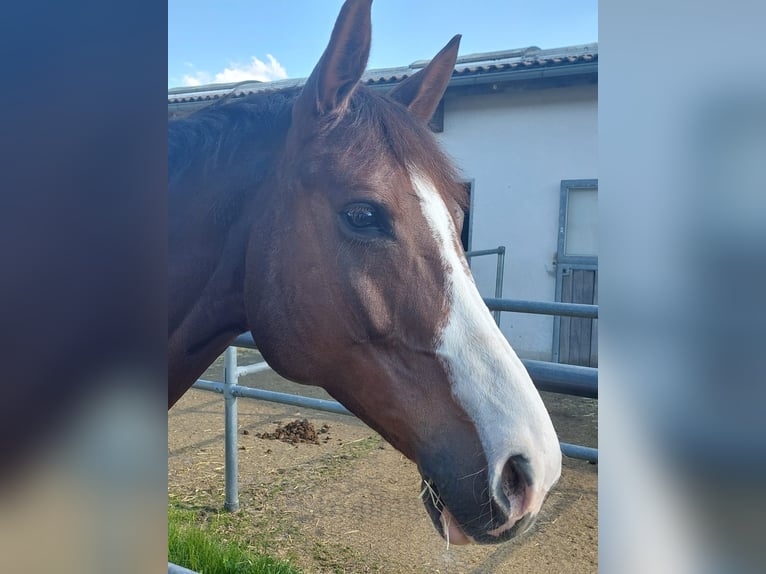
[457,467,486,481]
[421,478,443,511]
[421,478,456,549]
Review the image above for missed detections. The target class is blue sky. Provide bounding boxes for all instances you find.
[168,0,597,88]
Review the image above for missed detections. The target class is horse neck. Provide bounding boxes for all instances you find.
[167,137,277,408]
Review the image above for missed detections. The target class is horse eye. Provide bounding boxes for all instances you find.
[343,203,380,230]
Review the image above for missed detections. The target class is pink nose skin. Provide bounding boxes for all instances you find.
[439,507,473,545]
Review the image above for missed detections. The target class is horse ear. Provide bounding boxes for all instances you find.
[293,0,372,121]
[389,35,461,122]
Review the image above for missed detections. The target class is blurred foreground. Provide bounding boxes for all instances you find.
[601,2,766,572]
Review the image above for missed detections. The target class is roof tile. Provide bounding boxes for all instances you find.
[169,43,597,104]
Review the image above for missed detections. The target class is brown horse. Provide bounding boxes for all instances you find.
[168,0,561,545]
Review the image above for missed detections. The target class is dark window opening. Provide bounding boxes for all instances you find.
[460,181,472,251]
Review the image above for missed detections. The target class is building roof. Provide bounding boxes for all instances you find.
[168,43,597,105]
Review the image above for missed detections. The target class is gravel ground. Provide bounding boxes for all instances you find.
[168,350,597,573]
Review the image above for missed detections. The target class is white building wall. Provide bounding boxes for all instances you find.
[436,83,597,360]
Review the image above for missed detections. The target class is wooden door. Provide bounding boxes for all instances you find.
[557,267,598,366]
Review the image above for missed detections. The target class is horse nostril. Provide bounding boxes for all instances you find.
[506,454,534,488]
[494,454,533,518]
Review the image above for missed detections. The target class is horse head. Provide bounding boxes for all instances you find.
[243,0,561,544]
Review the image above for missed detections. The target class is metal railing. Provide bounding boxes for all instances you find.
[466,246,505,323]
[168,563,198,574]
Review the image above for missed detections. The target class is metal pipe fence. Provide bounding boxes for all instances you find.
[223,347,239,512]
[466,246,505,323]
[168,563,198,574]
[484,297,599,318]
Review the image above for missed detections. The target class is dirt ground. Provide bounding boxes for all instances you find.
[168,350,597,573]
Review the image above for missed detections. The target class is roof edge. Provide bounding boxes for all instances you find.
[169,42,598,104]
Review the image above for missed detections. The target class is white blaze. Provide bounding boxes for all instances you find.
[410,168,561,522]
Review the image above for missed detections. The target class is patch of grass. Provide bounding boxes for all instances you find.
[169,506,301,574]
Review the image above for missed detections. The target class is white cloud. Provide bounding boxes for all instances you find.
[181,71,211,87]
[214,54,288,83]
[179,55,287,88]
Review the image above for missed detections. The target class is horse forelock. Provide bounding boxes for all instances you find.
[309,86,468,211]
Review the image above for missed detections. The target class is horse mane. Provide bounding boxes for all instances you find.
[168,83,467,210]
[168,86,301,187]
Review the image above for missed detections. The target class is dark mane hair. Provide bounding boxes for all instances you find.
[168,84,467,209]
[168,86,301,187]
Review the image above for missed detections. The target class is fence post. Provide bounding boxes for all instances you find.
[223,346,240,512]
[493,246,505,324]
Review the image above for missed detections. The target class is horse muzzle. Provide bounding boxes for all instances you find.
[419,454,551,545]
